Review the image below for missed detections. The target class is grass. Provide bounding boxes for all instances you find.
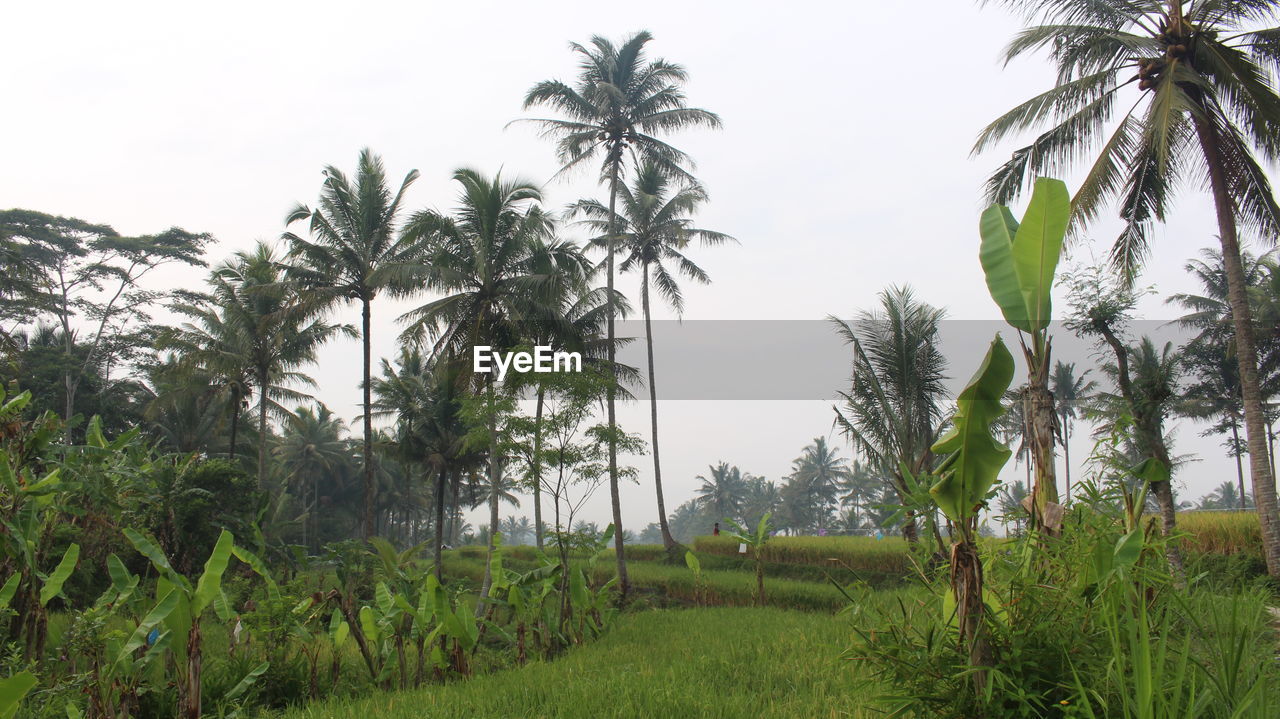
[1178,511,1262,556]
[693,534,913,575]
[438,551,893,612]
[268,607,874,719]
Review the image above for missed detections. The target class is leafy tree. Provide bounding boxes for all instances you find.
[520,31,721,596]
[2,324,148,437]
[979,0,1280,575]
[284,148,421,539]
[1067,265,1187,573]
[1,210,209,433]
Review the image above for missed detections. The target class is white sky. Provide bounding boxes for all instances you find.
[2,0,1262,532]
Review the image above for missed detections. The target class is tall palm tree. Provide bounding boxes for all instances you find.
[835,459,880,529]
[155,302,254,461]
[831,286,949,545]
[168,242,344,489]
[979,0,1280,574]
[1169,248,1280,508]
[1050,361,1097,502]
[139,356,234,457]
[275,404,351,552]
[520,31,721,596]
[1199,480,1253,509]
[517,285,631,552]
[571,162,733,550]
[786,437,853,532]
[399,167,577,607]
[694,462,746,523]
[284,148,421,539]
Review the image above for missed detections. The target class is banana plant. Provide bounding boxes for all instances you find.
[424,573,479,676]
[0,672,35,719]
[724,513,773,607]
[124,527,239,719]
[685,551,707,607]
[502,562,561,663]
[928,335,1015,693]
[978,176,1069,533]
[68,553,176,719]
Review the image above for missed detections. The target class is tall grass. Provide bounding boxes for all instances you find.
[1178,511,1261,556]
[271,607,877,719]
[693,535,912,575]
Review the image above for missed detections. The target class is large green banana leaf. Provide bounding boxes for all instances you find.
[979,177,1070,335]
[930,336,1015,524]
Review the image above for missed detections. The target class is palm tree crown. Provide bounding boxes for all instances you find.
[977,1,1280,275]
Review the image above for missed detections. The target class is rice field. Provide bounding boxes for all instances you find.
[268,607,877,719]
[1178,511,1262,556]
[693,534,914,576]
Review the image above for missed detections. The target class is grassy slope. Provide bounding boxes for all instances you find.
[272,607,872,719]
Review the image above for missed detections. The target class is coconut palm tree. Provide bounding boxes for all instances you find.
[835,460,880,529]
[168,242,345,490]
[979,0,1280,575]
[785,437,853,533]
[510,275,631,553]
[1051,362,1097,501]
[694,462,745,523]
[519,31,722,595]
[399,167,579,606]
[139,356,236,457]
[283,148,421,539]
[275,404,351,552]
[831,286,949,545]
[1169,248,1280,507]
[571,162,733,550]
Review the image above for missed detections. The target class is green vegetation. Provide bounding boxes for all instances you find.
[7,6,1280,718]
[274,608,872,719]
[693,535,911,576]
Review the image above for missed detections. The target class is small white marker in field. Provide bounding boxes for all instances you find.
[738,543,747,554]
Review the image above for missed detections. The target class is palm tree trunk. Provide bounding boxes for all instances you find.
[1062,421,1072,503]
[361,298,375,540]
[1023,344,1060,533]
[227,388,240,461]
[1195,116,1280,577]
[257,367,269,491]
[1268,417,1276,481]
[641,266,677,552]
[477,384,500,617]
[434,466,447,583]
[533,389,545,552]
[1231,420,1247,509]
[604,160,628,599]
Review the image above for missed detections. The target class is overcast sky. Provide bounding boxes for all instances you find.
[3,0,1261,532]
